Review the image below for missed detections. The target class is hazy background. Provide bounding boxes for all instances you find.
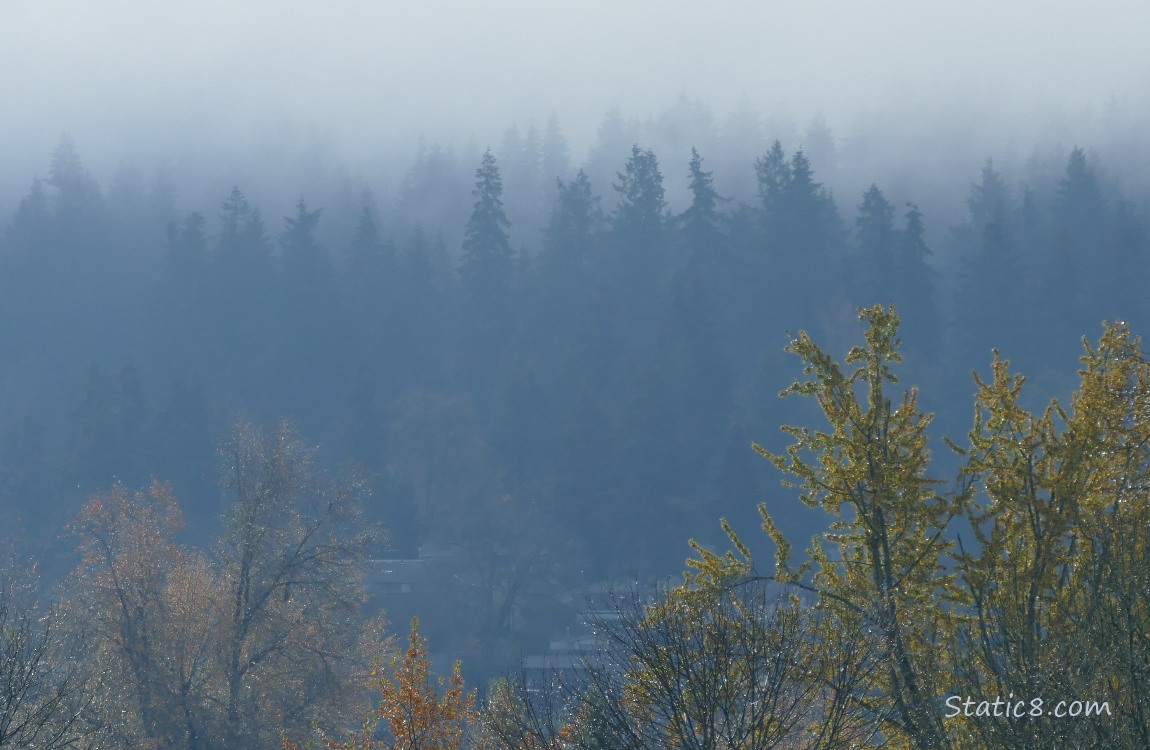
[4,0,1150,708]
[4,0,1150,217]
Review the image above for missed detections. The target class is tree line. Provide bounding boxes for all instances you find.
[3,131,1143,565]
[2,121,1150,741]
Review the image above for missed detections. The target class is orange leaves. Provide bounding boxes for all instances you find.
[289,617,477,750]
[366,617,476,750]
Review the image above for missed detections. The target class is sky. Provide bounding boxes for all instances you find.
[2,0,1149,195]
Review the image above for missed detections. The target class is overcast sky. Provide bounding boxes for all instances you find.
[2,0,1149,185]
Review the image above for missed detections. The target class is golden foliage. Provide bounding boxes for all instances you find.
[683,310,1150,748]
[286,617,477,750]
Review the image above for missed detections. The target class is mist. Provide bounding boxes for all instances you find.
[4,0,1149,211]
[4,0,1150,583]
[4,3,1150,745]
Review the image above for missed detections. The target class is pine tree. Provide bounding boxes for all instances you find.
[344,196,393,328]
[280,198,331,297]
[347,198,387,278]
[46,135,105,241]
[753,140,790,220]
[214,186,274,298]
[678,147,727,273]
[1053,147,1108,329]
[767,148,845,333]
[152,212,211,379]
[895,202,939,356]
[951,162,1030,370]
[542,171,597,268]
[954,202,1025,363]
[459,149,513,308]
[852,184,897,304]
[612,144,666,251]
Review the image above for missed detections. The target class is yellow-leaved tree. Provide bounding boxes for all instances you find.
[948,322,1150,748]
[687,307,1150,748]
[688,305,966,750]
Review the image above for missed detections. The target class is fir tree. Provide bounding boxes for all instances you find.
[678,147,727,272]
[852,183,897,303]
[459,149,513,307]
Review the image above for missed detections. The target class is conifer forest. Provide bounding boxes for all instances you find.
[4,3,1150,748]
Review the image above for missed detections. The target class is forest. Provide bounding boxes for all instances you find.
[2,100,1150,748]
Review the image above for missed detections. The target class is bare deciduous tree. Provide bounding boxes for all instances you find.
[0,568,102,749]
[575,582,858,750]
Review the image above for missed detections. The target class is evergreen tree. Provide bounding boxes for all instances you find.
[31,140,114,363]
[678,147,727,273]
[966,158,1012,230]
[608,144,669,365]
[459,149,514,308]
[612,145,667,248]
[280,198,331,297]
[896,202,940,356]
[621,276,733,571]
[344,196,399,388]
[209,187,279,408]
[1019,148,1110,367]
[277,199,340,431]
[1056,147,1106,236]
[346,196,388,280]
[541,170,598,272]
[524,172,617,564]
[165,212,209,281]
[214,186,274,297]
[753,140,790,223]
[458,150,516,405]
[945,161,1029,371]
[954,203,1026,367]
[852,183,897,304]
[152,213,210,377]
[46,135,105,243]
[760,147,845,333]
[609,144,667,299]
[0,180,53,356]
[1053,147,1108,326]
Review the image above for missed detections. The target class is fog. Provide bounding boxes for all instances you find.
[8,5,1150,741]
[3,0,1150,555]
[4,0,1149,203]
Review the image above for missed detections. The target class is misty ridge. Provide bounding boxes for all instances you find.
[2,94,1149,592]
[5,88,1150,748]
